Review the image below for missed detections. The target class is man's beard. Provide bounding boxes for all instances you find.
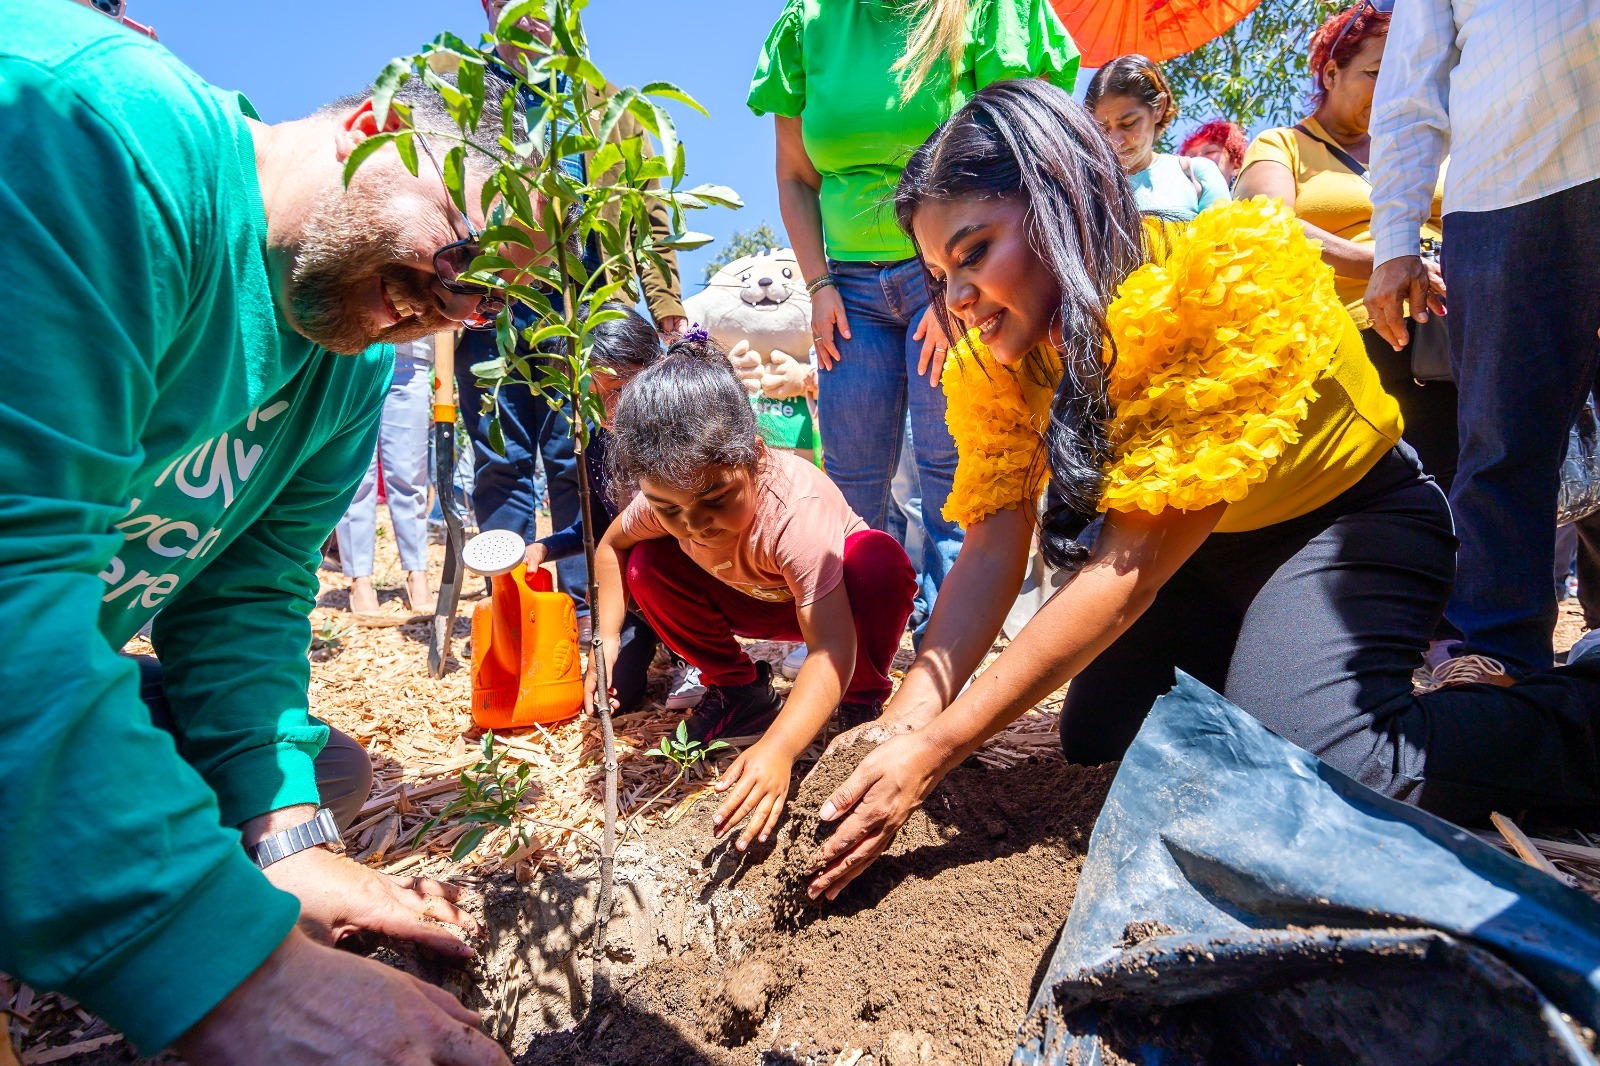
[290,186,448,354]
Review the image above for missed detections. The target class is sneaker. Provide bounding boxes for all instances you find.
[1430,653,1515,690]
[665,660,706,710]
[1568,628,1600,666]
[837,699,882,731]
[779,644,808,680]
[684,661,783,744]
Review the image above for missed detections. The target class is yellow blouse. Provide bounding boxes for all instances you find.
[940,198,1402,535]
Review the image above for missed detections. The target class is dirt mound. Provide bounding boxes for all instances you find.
[514,737,1115,1065]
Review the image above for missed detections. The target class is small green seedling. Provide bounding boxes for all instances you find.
[645,721,729,776]
[414,732,537,861]
[311,617,352,652]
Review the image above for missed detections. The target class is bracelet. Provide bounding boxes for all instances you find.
[806,274,836,296]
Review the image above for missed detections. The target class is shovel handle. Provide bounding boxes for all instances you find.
[433,329,458,423]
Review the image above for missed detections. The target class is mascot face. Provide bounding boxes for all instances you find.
[727,250,803,307]
[683,247,812,363]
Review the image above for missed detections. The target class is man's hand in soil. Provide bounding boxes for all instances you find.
[807,728,947,901]
[178,929,509,1065]
[712,739,792,851]
[246,810,479,958]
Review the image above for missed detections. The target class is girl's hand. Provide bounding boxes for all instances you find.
[584,637,621,713]
[913,305,951,386]
[524,541,549,569]
[810,285,851,371]
[712,740,793,852]
[806,727,948,901]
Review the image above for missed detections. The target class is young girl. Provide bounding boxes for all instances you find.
[802,79,1600,902]
[593,335,916,851]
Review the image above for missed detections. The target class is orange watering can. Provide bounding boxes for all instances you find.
[462,530,584,729]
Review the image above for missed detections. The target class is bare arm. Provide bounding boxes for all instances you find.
[713,582,856,849]
[775,115,851,368]
[1235,160,1375,280]
[886,505,1034,729]
[808,502,1226,899]
[589,521,642,706]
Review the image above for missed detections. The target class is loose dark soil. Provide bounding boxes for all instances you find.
[515,735,1116,1065]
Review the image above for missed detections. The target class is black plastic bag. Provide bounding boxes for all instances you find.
[1016,672,1600,1066]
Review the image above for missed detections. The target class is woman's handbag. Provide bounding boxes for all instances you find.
[1295,123,1453,384]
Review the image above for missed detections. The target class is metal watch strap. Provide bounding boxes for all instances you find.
[248,807,342,869]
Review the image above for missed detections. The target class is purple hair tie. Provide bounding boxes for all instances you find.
[683,324,710,344]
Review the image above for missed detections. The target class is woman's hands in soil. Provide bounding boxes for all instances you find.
[913,305,951,386]
[810,285,852,370]
[178,929,509,1065]
[712,740,792,851]
[262,845,480,959]
[807,728,949,901]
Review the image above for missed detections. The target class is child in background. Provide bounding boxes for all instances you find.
[521,303,701,712]
[593,334,916,851]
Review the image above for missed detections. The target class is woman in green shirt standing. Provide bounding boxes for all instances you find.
[748,0,1077,631]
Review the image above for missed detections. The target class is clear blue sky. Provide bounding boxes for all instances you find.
[134,0,791,293]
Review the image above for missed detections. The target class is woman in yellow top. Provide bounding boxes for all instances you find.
[1233,3,1454,489]
[802,80,1600,903]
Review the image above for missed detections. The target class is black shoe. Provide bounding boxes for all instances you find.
[684,661,783,744]
[837,700,882,731]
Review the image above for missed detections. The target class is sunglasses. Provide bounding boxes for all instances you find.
[1326,0,1396,62]
[90,0,127,15]
[414,135,505,331]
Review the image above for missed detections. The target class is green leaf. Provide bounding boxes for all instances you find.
[395,131,420,177]
[639,80,709,117]
[670,140,686,187]
[675,721,688,745]
[496,0,548,39]
[371,58,411,129]
[595,87,640,149]
[456,56,486,131]
[590,140,624,178]
[340,131,396,188]
[488,413,507,457]
[451,826,492,862]
[442,145,467,213]
[655,230,714,251]
[684,184,744,209]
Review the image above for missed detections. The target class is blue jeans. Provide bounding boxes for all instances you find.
[457,323,589,612]
[821,258,963,630]
[336,344,432,576]
[1444,177,1600,675]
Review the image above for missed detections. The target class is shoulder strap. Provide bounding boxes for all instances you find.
[1294,121,1368,183]
[1175,154,1205,202]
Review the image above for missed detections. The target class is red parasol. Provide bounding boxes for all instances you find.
[1052,0,1265,68]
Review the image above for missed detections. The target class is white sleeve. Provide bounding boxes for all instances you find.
[1368,0,1459,267]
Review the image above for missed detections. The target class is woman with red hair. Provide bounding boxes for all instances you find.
[1179,119,1247,184]
[1235,1,1455,497]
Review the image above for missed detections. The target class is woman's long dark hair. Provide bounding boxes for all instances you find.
[894,79,1147,571]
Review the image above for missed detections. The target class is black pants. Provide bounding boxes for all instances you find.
[1062,448,1600,825]
[612,609,658,714]
[1360,327,1458,494]
[135,657,373,832]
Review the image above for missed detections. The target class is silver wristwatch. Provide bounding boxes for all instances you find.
[247,808,342,869]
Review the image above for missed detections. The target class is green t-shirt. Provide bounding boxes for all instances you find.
[748,0,1079,261]
[0,1,390,1051]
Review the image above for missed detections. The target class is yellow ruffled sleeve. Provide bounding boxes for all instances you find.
[940,332,1061,527]
[1099,198,1348,516]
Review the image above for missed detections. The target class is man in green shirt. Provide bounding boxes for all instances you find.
[1,3,512,1062]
